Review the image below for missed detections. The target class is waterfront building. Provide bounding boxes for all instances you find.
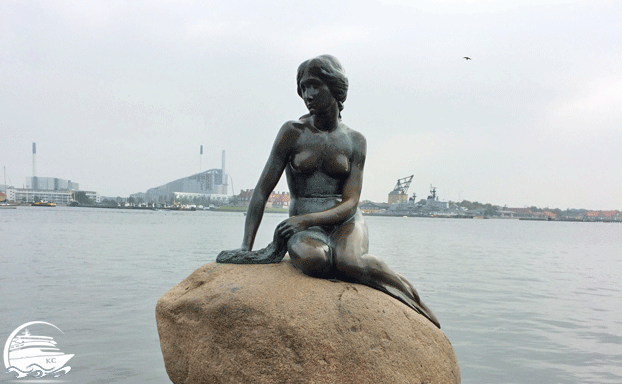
[505,208,535,218]
[359,201,389,214]
[267,191,290,208]
[237,189,254,206]
[584,210,621,221]
[172,192,230,203]
[533,211,558,219]
[4,176,96,206]
[234,189,290,208]
[6,188,99,205]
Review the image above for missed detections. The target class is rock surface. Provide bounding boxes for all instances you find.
[156,257,460,384]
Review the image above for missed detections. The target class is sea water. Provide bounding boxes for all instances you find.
[1,207,621,383]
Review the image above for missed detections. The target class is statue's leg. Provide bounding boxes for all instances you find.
[330,213,440,328]
[287,229,333,278]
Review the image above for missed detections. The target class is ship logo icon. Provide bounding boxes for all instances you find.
[3,321,73,378]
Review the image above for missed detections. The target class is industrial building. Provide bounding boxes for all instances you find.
[26,176,79,191]
[6,176,97,205]
[140,150,231,204]
[3,143,99,205]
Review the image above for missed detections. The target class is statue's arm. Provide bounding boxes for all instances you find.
[337,131,367,217]
[241,123,297,251]
[275,131,366,239]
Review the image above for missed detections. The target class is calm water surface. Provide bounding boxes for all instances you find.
[1,207,621,383]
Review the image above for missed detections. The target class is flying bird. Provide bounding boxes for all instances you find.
[463,57,472,60]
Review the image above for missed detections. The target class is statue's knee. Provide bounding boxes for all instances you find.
[289,240,332,278]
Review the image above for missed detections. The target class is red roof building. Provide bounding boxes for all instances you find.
[534,211,558,219]
[236,189,290,208]
[585,210,620,220]
[268,191,290,208]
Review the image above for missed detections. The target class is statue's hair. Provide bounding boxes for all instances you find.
[297,55,348,114]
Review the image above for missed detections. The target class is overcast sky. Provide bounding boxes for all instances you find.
[2,0,620,209]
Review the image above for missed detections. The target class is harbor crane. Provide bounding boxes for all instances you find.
[392,175,413,195]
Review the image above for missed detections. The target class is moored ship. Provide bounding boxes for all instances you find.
[31,201,56,207]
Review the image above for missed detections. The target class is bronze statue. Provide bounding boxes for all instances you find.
[218,55,440,328]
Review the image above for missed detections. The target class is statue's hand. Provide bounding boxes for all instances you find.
[275,216,309,243]
[217,248,252,263]
[217,243,286,264]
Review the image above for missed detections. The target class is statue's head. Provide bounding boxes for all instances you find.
[297,55,348,114]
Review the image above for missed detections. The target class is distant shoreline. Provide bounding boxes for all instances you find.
[25,205,621,222]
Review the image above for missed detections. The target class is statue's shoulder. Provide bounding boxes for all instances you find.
[341,124,367,151]
[279,115,311,134]
[276,118,308,143]
[294,114,312,128]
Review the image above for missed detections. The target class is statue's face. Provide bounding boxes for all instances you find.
[298,70,336,115]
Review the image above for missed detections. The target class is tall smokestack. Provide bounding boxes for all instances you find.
[200,145,203,172]
[32,142,36,188]
[221,150,227,185]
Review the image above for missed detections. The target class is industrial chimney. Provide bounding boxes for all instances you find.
[221,150,227,186]
[32,142,37,190]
